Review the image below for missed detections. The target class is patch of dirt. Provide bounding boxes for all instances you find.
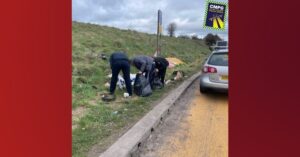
[72,106,87,130]
[72,92,141,130]
[139,80,228,157]
[88,100,98,106]
[137,80,198,157]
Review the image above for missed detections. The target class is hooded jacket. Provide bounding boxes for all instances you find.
[132,55,154,72]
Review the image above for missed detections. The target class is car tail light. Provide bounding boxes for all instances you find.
[202,66,217,73]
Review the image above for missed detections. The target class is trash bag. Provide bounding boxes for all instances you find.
[152,77,163,89]
[172,71,185,81]
[134,74,152,97]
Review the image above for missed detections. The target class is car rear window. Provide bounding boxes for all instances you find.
[217,41,228,46]
[208,53,228,66]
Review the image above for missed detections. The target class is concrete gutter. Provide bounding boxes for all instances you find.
[99,72,201,157]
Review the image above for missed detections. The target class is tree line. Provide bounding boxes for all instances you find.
[166,22,223,46]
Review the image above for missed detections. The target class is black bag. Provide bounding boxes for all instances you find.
[134,74,152,97]
[152,77,163,89]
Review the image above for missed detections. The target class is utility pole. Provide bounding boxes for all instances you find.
[156,10,162,56]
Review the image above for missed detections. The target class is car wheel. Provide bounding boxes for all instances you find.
[200,86,208,93]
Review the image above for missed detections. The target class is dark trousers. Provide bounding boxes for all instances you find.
[110,60,132,95]
[157,66,167,85]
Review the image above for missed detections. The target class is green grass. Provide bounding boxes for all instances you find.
[72,21,211,157]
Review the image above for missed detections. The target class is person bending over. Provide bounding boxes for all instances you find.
[131,55,155,85]
[109,51,132,96]
[154,57,169,86]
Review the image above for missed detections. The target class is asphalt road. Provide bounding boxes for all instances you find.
[139,79,228,157]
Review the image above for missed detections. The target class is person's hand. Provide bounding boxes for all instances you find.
[155,68,159,72]
[138,71,142,74]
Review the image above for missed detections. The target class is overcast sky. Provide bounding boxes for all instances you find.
[72,0,228,40]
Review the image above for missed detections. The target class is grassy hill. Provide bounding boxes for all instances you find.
[72,21,211,157]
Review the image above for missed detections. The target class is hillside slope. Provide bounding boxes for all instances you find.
[72,21,210,108]
[72,21,211,157]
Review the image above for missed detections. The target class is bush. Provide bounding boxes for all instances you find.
[178,35,190,39]
[204,33,222,46]
[191,35,200,40]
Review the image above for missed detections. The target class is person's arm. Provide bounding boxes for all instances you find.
[109,55,113,69]
[132,58,144,73]
[165,59,169,67]
[140,60,146,72]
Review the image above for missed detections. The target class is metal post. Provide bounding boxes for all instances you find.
[156,10,159,56]
[157,10,162,56]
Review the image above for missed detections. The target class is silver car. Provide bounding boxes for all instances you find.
[200,49,228,93]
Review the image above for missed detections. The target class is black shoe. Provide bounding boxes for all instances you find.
[102,94,116,102]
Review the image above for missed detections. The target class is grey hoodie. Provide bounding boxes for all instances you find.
[132,55,154,72]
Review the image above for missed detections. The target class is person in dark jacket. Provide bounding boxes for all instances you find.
[109,51,132,96]
[154,57,169,86]
[131,55,155,85]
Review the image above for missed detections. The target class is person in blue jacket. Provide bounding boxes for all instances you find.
[109,51,132,96]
